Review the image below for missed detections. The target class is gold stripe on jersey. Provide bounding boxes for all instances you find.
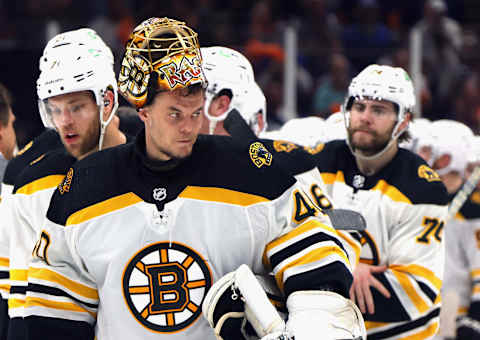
[455,212,465,220]
[391,264,442,291]
[365,321,389,329]
[29,267,98,300]
[392,270,429,314]
[322,172,413,204]
[0,284,10,292]
[16,175,65,195]
[337,230,361,265]
[372,180,411,204]
[273,246,349,291]
[471,269,480,278]
[179,186,270,206]
[10,269,28,281]
[0,257,9,267]
[397,321,438,340]
[25,296,96,318]
[8,298,25,309]
[320,171,345,185]
[265,219,337,259]
[66,193,143,226]
[473,286,480,294]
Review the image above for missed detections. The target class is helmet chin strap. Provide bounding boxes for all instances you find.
[98,99,118,150]
[346,118,406,161]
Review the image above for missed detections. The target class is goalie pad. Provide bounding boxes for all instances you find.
[286,291,366,340]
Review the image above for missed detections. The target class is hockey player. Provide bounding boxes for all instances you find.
[434,125,480,340]
[3,28,127,339]
[23,17,364,340]
[312,64,449,339]
[200,46,266,136]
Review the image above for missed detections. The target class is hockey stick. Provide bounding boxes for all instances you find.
[447,166,480,220]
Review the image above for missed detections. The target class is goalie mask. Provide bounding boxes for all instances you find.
[37,28,118,150]
[342,64,415,160]
[201,46,257,134]
[118,17,207,109]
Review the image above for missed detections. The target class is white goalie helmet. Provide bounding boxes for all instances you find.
[201,46,256,134]
[37,28,118,150]
[343,64,415,159]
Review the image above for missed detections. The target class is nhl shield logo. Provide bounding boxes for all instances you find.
[153,188,167,201]
[249,142,272,168]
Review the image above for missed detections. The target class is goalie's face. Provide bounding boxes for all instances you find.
[347,99,398,157]
[46,91,100,159]
[139,88,205,161]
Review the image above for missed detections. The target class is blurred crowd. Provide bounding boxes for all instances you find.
[1,0,480,144]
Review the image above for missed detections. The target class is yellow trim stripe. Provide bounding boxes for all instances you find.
[471,269,480,278]
[365,321,389,330]
[321,172,412,204]
[320,172,345,185]
[8,298,25,309]
[472,286,480,294]
[397,321,438,340]
[372,180,411,204]
[392,270,429,314]
[390,264,442,291]
[337,230,361,266]
[458,307,468,315]
[0,257,9,267]
[266,219,337,253]
[179,186,269,206]
[275,246,349,291]
[25,296,96,319]
[455,212,465,220]
[10,269,28,281]
[29,267,98,300]
[66,193,143,226]
[0,284,10,292]
[16,175,65,195]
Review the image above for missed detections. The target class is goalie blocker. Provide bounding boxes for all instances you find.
[202,264,366,340]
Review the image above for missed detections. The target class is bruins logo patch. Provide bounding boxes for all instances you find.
[58,168,73,194]
[122,242,212,333]
[249,142,272,168]
[304,143,324,155]
[273,140,299,153]
[418,164,441,182]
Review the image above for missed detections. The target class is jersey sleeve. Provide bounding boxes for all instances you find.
[24,216,98,339]
[250,181,354,299]
[369,201,447,323]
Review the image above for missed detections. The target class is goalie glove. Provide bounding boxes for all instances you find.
[285,291,366,340]
[202,265,291,340]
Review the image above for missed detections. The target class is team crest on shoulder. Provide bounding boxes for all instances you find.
[122,242,212,333]
[418,164,441,182]
[273,140,299,153]
[249,142,272,168]
[58,168,73,194]
[303,143,324,155]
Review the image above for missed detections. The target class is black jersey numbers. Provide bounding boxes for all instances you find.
[32,230,52,265]
[310,184,333,210]
[416,217,444,244]
[293,189,320,223]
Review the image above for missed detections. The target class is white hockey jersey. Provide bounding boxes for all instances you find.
[313,140,449,340]
[24,133,353,340]
[443,190,480,329]
[7,149,75,322]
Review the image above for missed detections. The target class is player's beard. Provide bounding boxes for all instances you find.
[64,119,100,159]
[347,125,393,157]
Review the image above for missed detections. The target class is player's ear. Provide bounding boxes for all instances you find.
[137,107,148,123]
